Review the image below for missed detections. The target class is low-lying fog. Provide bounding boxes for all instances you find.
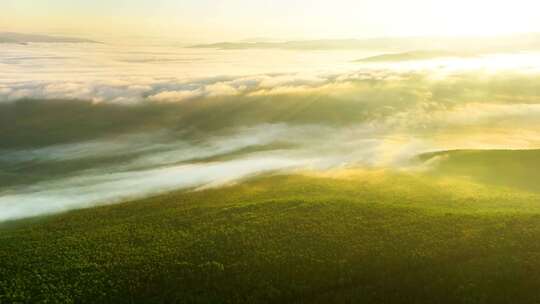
[2,41,540,221]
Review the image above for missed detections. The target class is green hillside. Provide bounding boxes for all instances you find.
[3,164,540,303]
[421,149,540,192]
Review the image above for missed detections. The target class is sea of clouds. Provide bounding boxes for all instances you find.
[2,42,540,221]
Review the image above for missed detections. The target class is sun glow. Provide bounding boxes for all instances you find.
[422,0,539,37]
[1,0,539,42]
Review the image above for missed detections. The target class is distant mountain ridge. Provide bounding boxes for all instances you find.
[356,50,476,62]
[191,33,540,52]
[0,32,100,44]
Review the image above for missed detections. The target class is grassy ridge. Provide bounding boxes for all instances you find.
[2,168,540,303]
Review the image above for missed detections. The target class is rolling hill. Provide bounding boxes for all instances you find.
[2,150,540,303]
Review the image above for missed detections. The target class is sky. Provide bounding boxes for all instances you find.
[1,0,540,42]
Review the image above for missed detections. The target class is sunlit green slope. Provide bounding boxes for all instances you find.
[421,149,540,192]
[2,160,540,303]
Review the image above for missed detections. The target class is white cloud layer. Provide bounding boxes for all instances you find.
[2,43,540,104]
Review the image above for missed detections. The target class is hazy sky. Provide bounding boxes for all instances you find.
[1,0,540,42]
